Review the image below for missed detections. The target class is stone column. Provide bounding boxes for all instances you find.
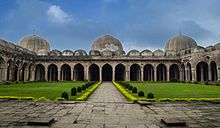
[167,71,170,81]
[208,66,212,81]
[154,68,157,81]
[125,69,130,81]
[141,66,144,81]
[17,67,20,81]
[185,68,188,81]
[71,68,73,81]
[112,68,115,81]
[84,68,88,81]
[58,69,61,81]
[201,67,204,82]
[191,68,196,82]
[217,66,220,82]
[4,68,7,82]
[45,70,48,81]
[31,69,35,81]
[99,69,102,81]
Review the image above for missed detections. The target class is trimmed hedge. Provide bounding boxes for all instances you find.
[77,86,82,92]
[138,91,145,97]
[61,92,68,100]
[76,82,101,101]
[71,87,77,96]
[147,93,154,99]
[132,87,137,93]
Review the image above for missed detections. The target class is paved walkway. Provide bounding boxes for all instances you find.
[88,82,127,103]
[0,82,220,127]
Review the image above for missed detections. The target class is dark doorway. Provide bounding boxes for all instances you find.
[61,64,71,81]
[196,61,208,81]
[169,64,179,81]
[48,64,58,81]
[157,64,167,81]
[144,64,154,81]
[102,64,112,81]
[89,64,99,81]
[74,64,84,81]
[115,64,125,81]
[35,64,45,81]
[130,64,141,81]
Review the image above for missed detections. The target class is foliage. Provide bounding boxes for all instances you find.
[132,87,137,93]
[61,92,68,100]
[76,82,101,101]
[77,86,82,92]
[147,92,154,99]
[82,85,86,90]
[71,87,77,96]
[138,91,144,97]
[128,85,133,90]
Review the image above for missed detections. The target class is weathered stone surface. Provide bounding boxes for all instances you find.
[0,82,219,128]
[27,117,54,126]
[137,100,152,106]
[161,118,186,126]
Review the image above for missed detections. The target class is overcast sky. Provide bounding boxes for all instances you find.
[1,0,220,52]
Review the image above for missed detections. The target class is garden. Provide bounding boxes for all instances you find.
[114,81,220,101]
[0,81,100,101]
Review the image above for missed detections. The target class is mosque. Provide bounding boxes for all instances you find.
[0,34,219,82]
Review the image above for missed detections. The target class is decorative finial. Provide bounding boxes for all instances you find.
[179,28,182,35]
[33,29,37,35]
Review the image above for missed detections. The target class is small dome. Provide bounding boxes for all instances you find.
[17,35,50,54]
[74,49,87,56]
[92,35,123,52]
[62,50,74,56]
[49,49,61,56]
[214,43,220,50]
[165,34,197,52]
[127,49,140,56]
[141,49,153,57]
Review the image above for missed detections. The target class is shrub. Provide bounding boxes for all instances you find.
[216,83,220,86]
[77,86,82,92]
[71,87,77,96]
[128,85,133,90]
[147,93,154,99]
[125,83,130,89]
[61,92,68,100]
[138,91,144,97]
[205,82,209,85]
[82,85,86,90]
[132,87,137,93]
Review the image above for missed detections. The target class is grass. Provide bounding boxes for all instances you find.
[0,81,88,100]
[126,82,220,98]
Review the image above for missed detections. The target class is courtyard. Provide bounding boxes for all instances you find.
[0,82,219,128]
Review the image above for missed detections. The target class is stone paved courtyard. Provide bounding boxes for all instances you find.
[0,82,220,128]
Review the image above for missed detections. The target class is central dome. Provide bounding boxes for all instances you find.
[17,35,50,55]
[165,34,197,52]
[92,35,123,52]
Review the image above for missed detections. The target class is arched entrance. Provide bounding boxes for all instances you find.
[35,64,45,81]
[210,61,217,81]
[89,64,99,81]
[186,63,192,81]
[7,59,14,81]
[0,57,6,82]
[22,62,29,81]
[74,64,84,81]
[61,64,71,81]
[169,64,179,81]
[48,64,58,81]
[196,61,208,81]
[115,64,125,81]
[157,64,166,81]
[144,64,154,81]
[130,64,141,81]
[102,64,112,81]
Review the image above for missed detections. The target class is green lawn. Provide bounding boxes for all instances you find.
[0,82,87,100]
[127,82,220,98]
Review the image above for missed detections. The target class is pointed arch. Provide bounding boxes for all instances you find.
[157,64,167,81]
[102,64,112,81]
[7,59,14,81]
[22,62,29,81]
[0,57,6,82]
[61,64,71,81]
[115,64,125,81]
[48,64,58,81]
[196,61,208,81]
[210,61,217,81]
[74,63,84,81]
[144,64,154,81]
[89,64,99,81]
[186,63,192,81]
[130,64,141,81]
[35,64,45,81]
[169,64,179,81]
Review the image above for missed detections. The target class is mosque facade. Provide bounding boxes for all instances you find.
[0,34,220,82]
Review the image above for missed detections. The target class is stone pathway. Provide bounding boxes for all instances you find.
[88,82,127,103]
[0,82,219,127]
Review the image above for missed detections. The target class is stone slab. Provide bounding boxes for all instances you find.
[27,118,54,126]
[161,118,186,126]
[61,101,75,104]
[137,101,152,106]
[207,100,220,104]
